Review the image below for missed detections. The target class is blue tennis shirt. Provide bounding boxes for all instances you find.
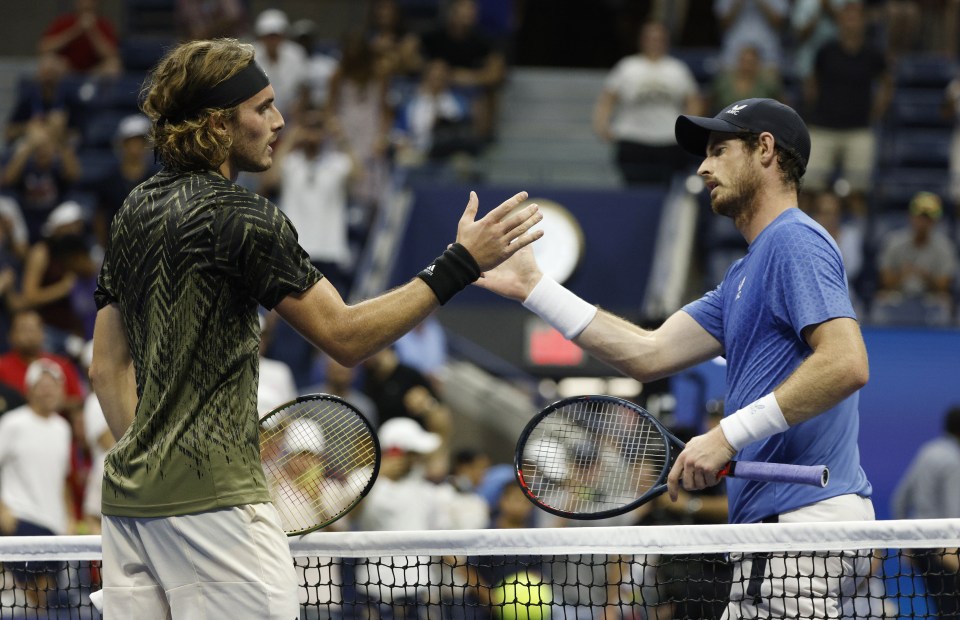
[683,208,872,524]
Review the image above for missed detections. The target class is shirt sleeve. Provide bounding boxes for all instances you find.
[771,224,856,337]
[94,233,117,310]
[212,194,322,310]
[682,281,726,344]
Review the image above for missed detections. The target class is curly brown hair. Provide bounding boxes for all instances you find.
[141,39,255,171]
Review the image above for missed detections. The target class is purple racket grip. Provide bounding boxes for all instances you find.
[727,461,829,487]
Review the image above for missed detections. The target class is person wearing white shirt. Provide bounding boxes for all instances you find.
[251,9,307,120]
[593,21,702,186]
[0,359,74,609]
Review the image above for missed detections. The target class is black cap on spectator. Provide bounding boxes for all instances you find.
[675,98,811,172]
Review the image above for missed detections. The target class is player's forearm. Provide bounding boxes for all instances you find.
[90,362,138,440]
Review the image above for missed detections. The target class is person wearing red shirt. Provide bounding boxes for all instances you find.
[0,310,84,407]
[38,0,121,76]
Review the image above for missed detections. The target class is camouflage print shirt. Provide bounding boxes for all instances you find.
[95,169,322,517]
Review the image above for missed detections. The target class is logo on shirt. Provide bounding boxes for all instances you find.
[726,104,748,116]
[735,276,746,300]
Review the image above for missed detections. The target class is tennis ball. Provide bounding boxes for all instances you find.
[491,571,552,620]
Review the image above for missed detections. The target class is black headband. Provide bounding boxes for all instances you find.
[162,61,270,124]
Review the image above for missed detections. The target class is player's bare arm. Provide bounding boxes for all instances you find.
[276,191,542,367]
[478,245,723,382]
[89,305,138,441]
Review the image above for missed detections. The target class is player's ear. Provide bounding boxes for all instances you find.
[207,111,229,135]
[757,132,777,166]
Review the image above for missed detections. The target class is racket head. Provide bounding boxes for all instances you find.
[514,394,680,520]
[259,394,380,536]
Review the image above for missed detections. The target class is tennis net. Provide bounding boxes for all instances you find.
[1,518,958,619]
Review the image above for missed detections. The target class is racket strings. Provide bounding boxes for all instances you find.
[261,399,377,534]
[520,401,668,515]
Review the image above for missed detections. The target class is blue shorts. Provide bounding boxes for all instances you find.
[4,519,63,581]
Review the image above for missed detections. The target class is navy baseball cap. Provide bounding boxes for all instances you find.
[675,98,811,172]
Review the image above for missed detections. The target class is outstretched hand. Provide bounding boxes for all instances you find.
[474,244,544,302]
[456,191,543,272]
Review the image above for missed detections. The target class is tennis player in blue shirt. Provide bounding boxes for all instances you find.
[479,98,874,618]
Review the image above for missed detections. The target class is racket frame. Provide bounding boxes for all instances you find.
[259,393,381,536]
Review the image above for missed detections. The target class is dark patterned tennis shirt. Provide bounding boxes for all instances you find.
[95,169,322,517]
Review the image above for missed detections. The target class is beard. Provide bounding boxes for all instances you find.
[229,138,273,173]
[710,160,763,224]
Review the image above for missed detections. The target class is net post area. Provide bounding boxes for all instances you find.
[1,519,958,619]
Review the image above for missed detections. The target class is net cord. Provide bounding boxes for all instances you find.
[2,518,957,561]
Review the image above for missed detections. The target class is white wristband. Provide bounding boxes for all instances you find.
[719,392,789,452]
[522,275,597,340]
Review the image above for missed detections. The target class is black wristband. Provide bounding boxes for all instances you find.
[417,243,481,305]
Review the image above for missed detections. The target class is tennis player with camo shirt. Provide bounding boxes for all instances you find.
[479,98,874,618]
[88,39,542,619]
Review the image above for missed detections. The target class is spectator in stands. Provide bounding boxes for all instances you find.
[945,71,960,210]
[805,190,865,289]
[38,0,120,77]
[302,353,379,427]
[789,0,846,83]
[803,1,892,216]
[5,53,81,147]
[593,21,702,186]
[365,0,423,77]
[92,114,157,249]
[709,43,784,114]
[327,31,393,211]
[0,310,86,412]
[362,346,452,479]
[449,447,490,495]
[1,121,81,242]
[289,19,339,112]
[714,0,789,71]
[393,59,482,172]
[395,315,450,390]
[891,405,960,619]
[175,0,247,41]
[420,0,507,142]
[252,9,307,121]
[0,360,75,609]
[874,191,957,325]
[261,108,358,294]
[0,199,28,352]
[351,418,475,613]
[20,201,97,349]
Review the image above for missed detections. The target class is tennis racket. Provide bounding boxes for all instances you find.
[260,394,380,535]
[515,395,829,520]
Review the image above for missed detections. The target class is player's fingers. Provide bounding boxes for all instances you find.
[459,191,479,224]
[502,204,542,238]
[504,228,544,255]
[666,459,682,501]
[485,191,529,221]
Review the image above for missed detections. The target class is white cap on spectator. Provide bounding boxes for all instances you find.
[42,201,85,236]
[25,358,65,389]
[283,418,326,454]
[255,9,290,37]
[379,417,441,454]
[115,114,151,141]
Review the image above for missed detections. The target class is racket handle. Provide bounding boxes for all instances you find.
[721,460,829,488]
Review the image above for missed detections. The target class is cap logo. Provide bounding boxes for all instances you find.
[726,104,748,116]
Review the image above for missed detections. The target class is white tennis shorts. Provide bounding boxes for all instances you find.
[101,503,299,620]
[721,494,876,620]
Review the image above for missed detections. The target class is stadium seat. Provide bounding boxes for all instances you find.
[82,110,128,149]
[76,148,117,190]
[894,53,958,89]
[871,168,949,212]
[86,72,148,111]
[673,47,721,86]
[120,36,175,73]
[887,89,952,129]
[883,129,952,169]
